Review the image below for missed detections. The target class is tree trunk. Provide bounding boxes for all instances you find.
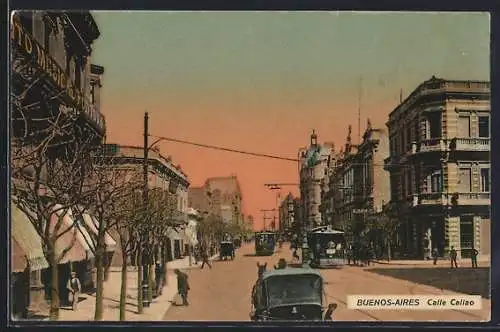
[119,251,127,321]
[148,263,154,302]
[48,249,60,321]
[162,242,168,288]
[93,251,104,321]
[137,247,143,314]
[387,239,392,262]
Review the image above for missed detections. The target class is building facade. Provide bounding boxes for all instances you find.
[384,76,491,260]
[104,144,191,264]
[188,175,243,225]
[10,11,105,318]
[279,193,301,235]
[299,131,335,229]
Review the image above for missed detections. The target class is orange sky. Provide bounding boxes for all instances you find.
[104,99,393,231]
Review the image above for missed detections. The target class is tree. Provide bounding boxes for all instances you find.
[109,186,144,320]
[76,152,143,321]
[11,133,97,321]
[366,203,401,262]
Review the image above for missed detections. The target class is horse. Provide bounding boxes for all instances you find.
[257,262,267,279]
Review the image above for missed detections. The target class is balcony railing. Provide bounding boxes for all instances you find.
[11,16,106,135]
[411,192,490,207]
[407,137,490,156]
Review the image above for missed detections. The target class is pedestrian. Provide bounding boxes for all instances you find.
[432,248,439,265]
[66,271,81,310]
[155,261,163,296]
[471,247,479,269]
[324,303,338,321]
[174,269,190,306]
[352,244,358,266]
[450,246,458,268]
[201,247,212,269]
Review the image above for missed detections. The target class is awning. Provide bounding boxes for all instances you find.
[81,214,117,252]
[167,227,183,241]
[12,238,28,273]
[50,205,95,264]
[11,203,49,271]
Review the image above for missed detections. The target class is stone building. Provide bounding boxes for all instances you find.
[104,144,190,264]
[10,11,105,318]
[278,193,301,235]
[188,175,243,225]
[384,76,490,260]
[298,131,335,229]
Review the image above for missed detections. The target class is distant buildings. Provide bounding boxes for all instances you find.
[278,193,301,234]
[298,131,335,229]
[384,76,491,260]
[188,175,243,225]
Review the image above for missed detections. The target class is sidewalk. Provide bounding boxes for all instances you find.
[38,254,219,321]
[371,257,490,267]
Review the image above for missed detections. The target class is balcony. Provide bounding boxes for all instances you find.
[11,15,106,135]
[452,138,490,152]
[411,192,490,207]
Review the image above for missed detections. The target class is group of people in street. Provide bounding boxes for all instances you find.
[345,244,374,267]
[432,246,479,269]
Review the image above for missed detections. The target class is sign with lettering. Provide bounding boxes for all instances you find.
[11,16,91,119]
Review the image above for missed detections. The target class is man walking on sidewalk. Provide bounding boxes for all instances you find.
[66,272,81,310]
[450,246,458,269]
[471,247,479,269]
[432,248,439,265]
[201,246,212,269]
[174,269,190,306]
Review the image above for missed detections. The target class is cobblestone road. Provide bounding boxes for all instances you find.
[163,243,490,322]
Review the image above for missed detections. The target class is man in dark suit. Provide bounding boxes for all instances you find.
[174,269,190,306]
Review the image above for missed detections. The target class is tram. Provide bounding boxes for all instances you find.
[255,231,276,256]
[307,226,346,268]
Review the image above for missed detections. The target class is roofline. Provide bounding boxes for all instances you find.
[388,76,490,120]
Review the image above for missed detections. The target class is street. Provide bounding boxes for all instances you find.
[163,242,490,322]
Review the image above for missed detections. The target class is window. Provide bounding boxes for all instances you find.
[481,168,490,192]
[406,126,412,150]
[427,113,441,139]
[458,168,472,192]
[430,171,442,193]
[478,116,490,138]
[458,116,471,137]
[407,171,412,195]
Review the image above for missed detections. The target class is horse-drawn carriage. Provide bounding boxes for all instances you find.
[250,267,335,321]
[219,241,235,260]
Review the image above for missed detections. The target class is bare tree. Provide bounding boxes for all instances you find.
[75,151,143,321]
[11,133,97,321]
[110,184,144,321]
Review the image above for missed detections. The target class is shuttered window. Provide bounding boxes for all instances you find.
[458,168,472,192]
[458,116,471,137]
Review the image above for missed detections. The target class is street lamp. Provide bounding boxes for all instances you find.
[301,231,310,267]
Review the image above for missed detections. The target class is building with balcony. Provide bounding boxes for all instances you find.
[10,11,106,318]
[278,193,301,235]
[384,76,490,260]
[103,144,191,264]
[11,11,106,146]
[299,131,335,229]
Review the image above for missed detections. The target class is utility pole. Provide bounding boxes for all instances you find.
[358,76,363,144]
[141,111,150,307]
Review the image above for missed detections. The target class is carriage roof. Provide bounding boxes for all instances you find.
[261,268,322,280]
[310,226,344,235]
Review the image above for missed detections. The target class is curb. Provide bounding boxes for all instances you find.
[371,259,490,266]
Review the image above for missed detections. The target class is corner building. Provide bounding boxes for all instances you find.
[385,76,490,260]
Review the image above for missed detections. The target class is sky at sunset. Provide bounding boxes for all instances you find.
[90,11,490,230]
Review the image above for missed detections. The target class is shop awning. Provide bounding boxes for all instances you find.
[81,214,117,252]
[11,204,49,271]
[50,205,95,264]
[167,227,184,241]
